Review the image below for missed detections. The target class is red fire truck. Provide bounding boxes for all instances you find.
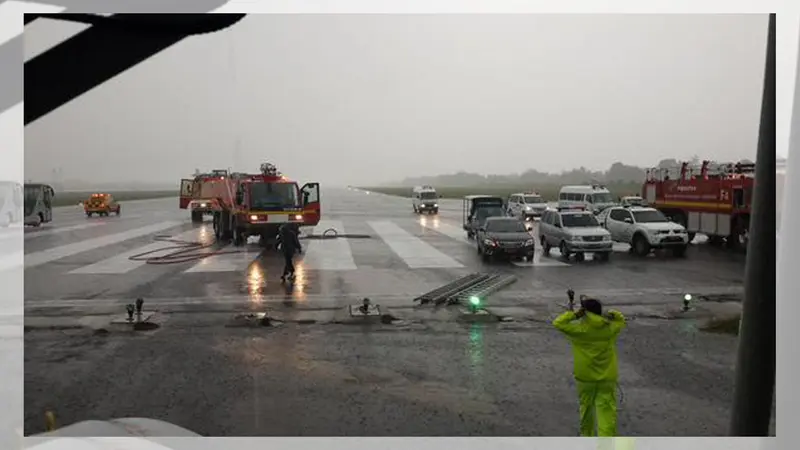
[179,169,230,223]
[643,160,754,249]
[180,163,320,245]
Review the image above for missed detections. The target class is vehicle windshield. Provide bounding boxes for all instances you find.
[420,192,437,200]
[24,186,42,215]
[524,195,543,204]
[562,213,599,227]
[486,220,527,233]
[475,206,505,222]
[632,210,669,223]
[250,182,300,209]
[592,193,614,204]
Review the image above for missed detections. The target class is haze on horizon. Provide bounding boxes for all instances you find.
[24,14,771,188]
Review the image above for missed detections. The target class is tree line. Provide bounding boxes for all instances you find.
[395,156,756,187]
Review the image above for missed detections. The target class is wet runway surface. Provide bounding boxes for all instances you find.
[20,188,770,436]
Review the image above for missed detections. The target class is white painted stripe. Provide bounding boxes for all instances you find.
[69,228,208,274]
[183,246,261,273]
[300,220,357,271]
[368,220,463,269]
[23,285,746,311]
[24,221,182,268]
[0,1,65,47]
[420,219,471,244]
[24,222,103,240]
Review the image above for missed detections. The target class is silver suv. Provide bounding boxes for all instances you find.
[539,208,613,262]
[597,206,689,257]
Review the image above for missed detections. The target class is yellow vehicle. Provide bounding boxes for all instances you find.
[84,193,121,217]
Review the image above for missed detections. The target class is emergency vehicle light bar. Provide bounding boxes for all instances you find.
[260,163,278,176]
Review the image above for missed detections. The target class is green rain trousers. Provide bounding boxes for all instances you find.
[553,310,626,437]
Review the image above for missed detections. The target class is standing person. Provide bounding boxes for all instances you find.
[553,294,626,437]
[279,223,302,282]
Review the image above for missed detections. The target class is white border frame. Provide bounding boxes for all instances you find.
[1,1,793,448]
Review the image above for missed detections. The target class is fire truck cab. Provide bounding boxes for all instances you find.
[204,163,320,246]
[643,160,754,249]
[179,169,229,223]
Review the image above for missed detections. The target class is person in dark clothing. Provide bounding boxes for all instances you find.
[279,223,302,282]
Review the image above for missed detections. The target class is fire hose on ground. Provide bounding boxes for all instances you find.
[128,228,372,264]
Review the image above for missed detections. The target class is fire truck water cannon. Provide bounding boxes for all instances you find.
[642,159,754,250]
[183,162,322,247]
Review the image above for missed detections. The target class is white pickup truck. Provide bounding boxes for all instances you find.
[597,206,690,257]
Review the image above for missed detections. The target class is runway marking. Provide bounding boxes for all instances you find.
[24,222,104,240]
[23,285,745,311]
[24,221,182,269]
[368,220,464,269]
[183,238,262,273]
[300,220,357,271]
[69,228,209,274]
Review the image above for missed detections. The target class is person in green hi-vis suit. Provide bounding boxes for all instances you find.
[553,295,626,436]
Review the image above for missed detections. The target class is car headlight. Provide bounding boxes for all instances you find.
[484,239,495,246]
[250,215,258,221]
[524,239,534,246]
[602,235,611,242]
[200,203,207,207]
[571,236,582,241]
[433,203,438,207]
[525,206,532,210]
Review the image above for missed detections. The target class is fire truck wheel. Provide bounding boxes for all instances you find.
[633,234,650,257]
[559,242,570,259]
[191,211,203,223]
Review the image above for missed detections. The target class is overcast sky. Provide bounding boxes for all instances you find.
[24,14,770,187]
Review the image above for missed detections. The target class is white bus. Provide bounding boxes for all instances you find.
[558,184,617,214]
[0,181,23,227]
[23,183,55,227]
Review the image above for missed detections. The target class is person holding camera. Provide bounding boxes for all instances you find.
[553,289,627,437]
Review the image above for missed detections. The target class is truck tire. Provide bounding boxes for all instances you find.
[191,211,203,223]
[233,227,244,246]
[633,234,650,257]
[559,241,570,260]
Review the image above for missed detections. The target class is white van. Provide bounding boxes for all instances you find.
[412,185,439,214]
[558,184,617,214]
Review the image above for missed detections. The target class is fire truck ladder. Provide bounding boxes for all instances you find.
[413,273,517,306]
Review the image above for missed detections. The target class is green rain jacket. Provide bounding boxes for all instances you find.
[553,310,626,382]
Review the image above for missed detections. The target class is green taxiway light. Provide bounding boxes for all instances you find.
[469,296,481,306]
